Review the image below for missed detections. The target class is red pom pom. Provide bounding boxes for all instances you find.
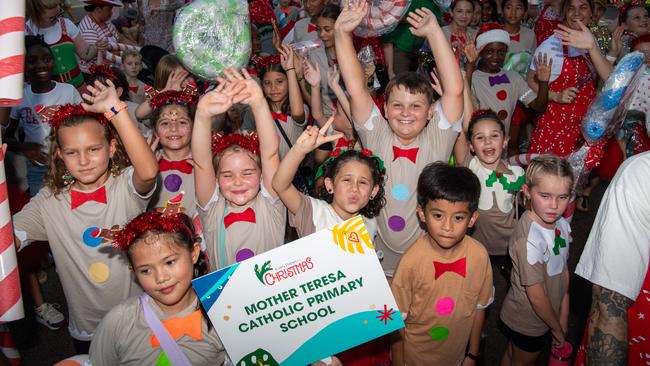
[361,148,373,156]
[477,22,504,38]
[211,132,261,157]
[554,229,561,236]
[331,148,342,157]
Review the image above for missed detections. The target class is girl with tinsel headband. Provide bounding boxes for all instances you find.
[88,210,226,365]
[192,68,286,270]
[11,79,158,353]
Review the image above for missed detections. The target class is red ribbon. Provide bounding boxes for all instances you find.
[71,186,107,209]
[433,257,467,280]
[224,208,256,228]
[159,159,193,174]
[392,146,419,163]
[271,111,287,122]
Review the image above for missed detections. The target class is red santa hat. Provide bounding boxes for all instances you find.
[475,23,510,49]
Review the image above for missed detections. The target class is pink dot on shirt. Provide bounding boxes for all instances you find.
[435,296,455,317]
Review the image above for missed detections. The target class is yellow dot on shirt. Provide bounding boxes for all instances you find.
[223,316,230,321]
[88,262,110,283]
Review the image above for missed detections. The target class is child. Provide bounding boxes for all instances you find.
[88,211,226,365]
[121,49,147,104]
[471,0,483,28]
[335,2,464,276]
[147,87,199,219]
[272,118,385,238]
[7,36,82,197]
[465,23,550,148]
[391,162,493,365]
[533,0,562,45]
[443,0,478,67]
[502,0,536,54]
[456,110,525,278]
[12,80,158,353]
[192,68,286,270]
[260,45,307,159]
[500,155,572,366]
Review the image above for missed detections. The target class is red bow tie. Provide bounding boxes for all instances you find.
[392,146,419,163]
[128,85,139,93]
[224,207,256,229]
[433,257,466,280]
[335,137,355,149]
[159,158,193,174]
[510,33,520,42]
[271,111,287,122]
[70,186,107,209]
[307,23,317,32]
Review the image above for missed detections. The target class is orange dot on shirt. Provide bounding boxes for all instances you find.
[497,90,507,101]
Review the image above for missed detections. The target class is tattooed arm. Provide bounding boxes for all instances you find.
[587,284,633,366]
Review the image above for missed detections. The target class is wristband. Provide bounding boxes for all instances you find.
[605,54,617,62]
[104,101,128,120]
[466,352,479,361]
[285,67,296,72]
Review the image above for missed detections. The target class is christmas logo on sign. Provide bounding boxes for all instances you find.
[192,216,404,366]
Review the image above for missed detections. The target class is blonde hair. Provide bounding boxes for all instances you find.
[525,154,574,189]
[45,116,130,197]
[212,145,261,173]
[122,49,142,62]
[26,0,60,22]
[154,55,184,90]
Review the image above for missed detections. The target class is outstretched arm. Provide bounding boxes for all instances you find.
[279,44,306,124]
[272,118,341,214]
[82,80,157,194]
[526,52,551,113]
[409,8,464,122]
[555,21,613,81]
[453,71,473,165]
[586,285,632,366]
[334,0,375,126]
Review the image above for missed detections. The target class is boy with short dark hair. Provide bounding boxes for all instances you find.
[391,162,494,366]
[334,1,465,277]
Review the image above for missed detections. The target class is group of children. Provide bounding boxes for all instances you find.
[2,0,650,364]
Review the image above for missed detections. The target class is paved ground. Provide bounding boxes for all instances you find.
[8,184,606,365]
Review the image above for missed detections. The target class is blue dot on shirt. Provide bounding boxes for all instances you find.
[82,226,102,248]
[391,184,410,201]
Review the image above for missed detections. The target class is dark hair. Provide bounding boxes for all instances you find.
[450,0,475,11]
[125,213,208,279]
[467,110,506,139]
[45,116,129,196]
[151,103,196,129]
[384,72,435,103]
[503,0,529,12]
[316,3,341,21]
[317,150,386,218]
[561,0,593,18]
[25,35,52,55]
[84,4,98,12]
[417,162,481,213]
[481,0,500,21]
[86,66,132,102]
[619,3,646,24]
[260,63,291,115]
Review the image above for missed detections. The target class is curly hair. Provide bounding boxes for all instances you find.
[44,115,130,197]
[317,150,386,218]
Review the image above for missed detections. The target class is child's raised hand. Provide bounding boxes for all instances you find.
[222,68,265,106]
[609,26,624,59]
[429,69,443,96]
[279,44,296,71]
[303,59,321,87]
[294,51,305,79]
[464,44,482,66]
[272,21,282,52]
[294,117,343,154]
[196,79,247,119]
[407,7,440,38]
[81,79,122,114]
[164,68,189,91]
[327,65,340,90]
[534,52,553,83]
[334,0,368,34]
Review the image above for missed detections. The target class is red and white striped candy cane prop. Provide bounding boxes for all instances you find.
[0,0,25,106]
[0,324,19,366]
[104,42,141,65]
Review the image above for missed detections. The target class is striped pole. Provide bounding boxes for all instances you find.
[0,0,25,107]
[0,324,20,366]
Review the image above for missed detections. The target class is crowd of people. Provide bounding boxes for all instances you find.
[1,0,649,364]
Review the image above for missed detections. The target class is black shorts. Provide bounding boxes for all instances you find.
[500,320,549,353]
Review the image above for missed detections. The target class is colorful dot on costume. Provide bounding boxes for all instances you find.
[163,174,183,192]
[82,227,103,247]
[429,326,449,341]
[497,90,507,101]
[88,262,110,283]
[388,216,406,232]
[391,184,410,201]
[435,296,456,317]
[156,351,172,366]
[236,248,255,262]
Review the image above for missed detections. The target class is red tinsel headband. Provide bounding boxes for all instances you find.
[89,64,124,90]
[631,33,650,49]
[248,0,276,25]
[471,108,498,121]
[619,1,643,23]
[112,211,195,251]
[37,104,108,131]
[252,55,281,75]
[211,132,260,157]
[146,82,199,112]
